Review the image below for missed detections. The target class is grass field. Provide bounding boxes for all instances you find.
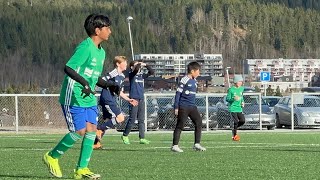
[1,131,320,180]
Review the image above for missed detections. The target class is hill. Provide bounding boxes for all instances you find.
[1,0,320,93]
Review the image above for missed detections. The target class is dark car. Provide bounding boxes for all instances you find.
[109,98,159,131]
[157,96,219,130]
[216,95,276,130]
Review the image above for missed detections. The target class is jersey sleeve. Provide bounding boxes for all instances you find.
[173,81,186,109]
[142,65,154,79]
[104,74,111,80]
[226,88,233,103]
[66,44,90,70]
[241,86,245,103]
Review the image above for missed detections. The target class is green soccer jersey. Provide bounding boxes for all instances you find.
[226,86,244,112]
[59,37,106,107]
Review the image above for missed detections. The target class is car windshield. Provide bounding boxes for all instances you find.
[156,98,173,107]
[244,96,267,105]
[296,98,320,107]
[208,96,224,106]
[264,97,280,107]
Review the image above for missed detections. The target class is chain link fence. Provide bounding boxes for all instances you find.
[5,93,320,133]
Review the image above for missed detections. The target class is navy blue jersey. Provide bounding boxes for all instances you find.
[100,68,125,106]
[173,76,198,109]
[129,65,154,100]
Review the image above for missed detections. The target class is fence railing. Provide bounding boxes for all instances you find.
[5,92,320,133]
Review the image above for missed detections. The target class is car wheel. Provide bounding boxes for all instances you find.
[267,125,275,130]
[276,114,282,128]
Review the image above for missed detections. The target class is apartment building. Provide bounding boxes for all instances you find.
[134,53,223,77]
[245,58,320,90]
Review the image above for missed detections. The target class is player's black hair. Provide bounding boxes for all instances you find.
[187,61,201,73]
[84,14,111,36]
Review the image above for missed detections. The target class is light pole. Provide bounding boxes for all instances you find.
[226,67,231,88]
[127,16,134,60]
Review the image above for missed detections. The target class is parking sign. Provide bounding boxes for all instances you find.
[260,72,271,82]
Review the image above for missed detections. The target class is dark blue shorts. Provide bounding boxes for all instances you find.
[61,105,98,132]
[100,103,121,120]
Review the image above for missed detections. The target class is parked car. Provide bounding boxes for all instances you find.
[106,98,159,131]
[274,95,320,128]
[244,86,256,92]
[157,96,219,130]
[262,96,281,111]
[216,95,276,130]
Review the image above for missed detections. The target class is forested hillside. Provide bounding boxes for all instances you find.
[256,0,320,11]
[1,0,320,93]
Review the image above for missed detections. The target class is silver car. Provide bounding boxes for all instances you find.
[274,95,320,128]
[216,95,276,130]
[262,96,281,111]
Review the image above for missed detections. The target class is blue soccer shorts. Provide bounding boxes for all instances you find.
[61,105,98,132]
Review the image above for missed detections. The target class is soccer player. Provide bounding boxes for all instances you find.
[93,56,138,149]
[121,61,154,145]
[171,61,206,153]
[226,75,245,141]
[43,14,118,179]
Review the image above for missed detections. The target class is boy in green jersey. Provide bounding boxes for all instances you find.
[226,75,245,141]
[43,14,118,179]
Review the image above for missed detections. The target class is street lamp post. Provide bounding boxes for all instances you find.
[226,67,231,88]
[127,16,134,60]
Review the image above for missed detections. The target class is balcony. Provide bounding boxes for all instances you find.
[272,60,279,65]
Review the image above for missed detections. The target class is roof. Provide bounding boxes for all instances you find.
[301,87,320,92]
[262,96,281,99]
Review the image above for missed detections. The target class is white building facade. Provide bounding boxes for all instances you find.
[245,58,320,91]
[134,53,223,77]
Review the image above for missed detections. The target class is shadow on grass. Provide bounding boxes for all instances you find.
[261,148,320,153]
[94,147,165,152]
[0,146,51,149]
[0,174,73,179]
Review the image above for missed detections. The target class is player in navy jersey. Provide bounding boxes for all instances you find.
[121,61,154,145]
[171,61,206,153]
[93,56,138,149]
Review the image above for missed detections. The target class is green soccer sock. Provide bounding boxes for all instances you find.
[77,132,96,169]
[50,132,82,159]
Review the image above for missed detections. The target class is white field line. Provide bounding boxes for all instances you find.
[0,142,319,152]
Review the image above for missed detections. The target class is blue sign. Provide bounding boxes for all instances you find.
[260,72,271,82]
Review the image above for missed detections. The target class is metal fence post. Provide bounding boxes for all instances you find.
[144,94,147,132]
[259,93,262,130]
[15,95,19,133]
[205,95,209,131]
[291,93,294,131]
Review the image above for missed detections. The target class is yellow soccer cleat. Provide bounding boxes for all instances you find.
[74,167,101,179]
[139,138,150,144]
[43,151,62,178]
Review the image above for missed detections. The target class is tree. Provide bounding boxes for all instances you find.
[274,86,282,96]
[266,85,274,96]
[254,85,261,92]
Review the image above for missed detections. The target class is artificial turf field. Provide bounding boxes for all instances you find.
[1,131,320,180]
